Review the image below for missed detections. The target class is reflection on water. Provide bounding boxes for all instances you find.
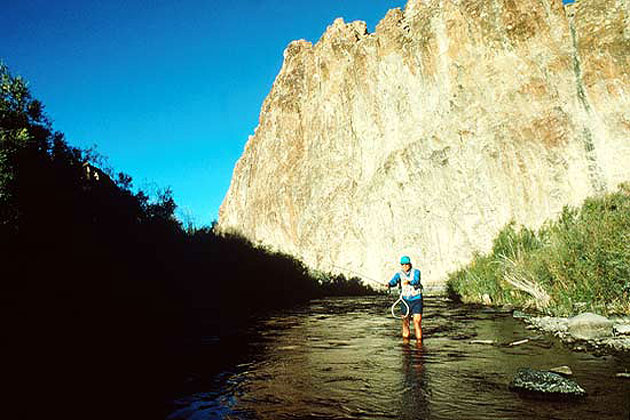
[168,296,630,419]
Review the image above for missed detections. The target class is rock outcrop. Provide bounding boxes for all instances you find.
[218,0,630,285]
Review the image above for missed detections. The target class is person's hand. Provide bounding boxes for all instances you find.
[403,280,411,285]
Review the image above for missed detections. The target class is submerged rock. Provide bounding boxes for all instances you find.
[509,368,586,399]
[508,339,529,347]
[469,339,495,345]
[549,365,573,376]
[568,313,613,340]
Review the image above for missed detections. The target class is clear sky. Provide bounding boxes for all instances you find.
[1,0,406,227]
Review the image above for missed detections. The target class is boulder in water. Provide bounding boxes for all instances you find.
[509,368,586,399]
[568,313,613,340]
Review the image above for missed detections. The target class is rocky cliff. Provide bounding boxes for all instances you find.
[218,0,630,286]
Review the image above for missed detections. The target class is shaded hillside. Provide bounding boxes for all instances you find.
[0,64,373,419]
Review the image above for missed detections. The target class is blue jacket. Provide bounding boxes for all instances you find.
[389,268,423,301]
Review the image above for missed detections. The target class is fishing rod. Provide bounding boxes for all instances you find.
[330,264,409,319]
[330,264,385,288]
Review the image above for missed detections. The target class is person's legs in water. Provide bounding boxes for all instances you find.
[401,315,411,339]
[413,314,422,342]
[409,298,423,342]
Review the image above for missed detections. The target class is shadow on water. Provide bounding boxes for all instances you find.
[166,296,630,420]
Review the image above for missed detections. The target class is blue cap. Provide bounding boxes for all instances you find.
[400,256,411,264]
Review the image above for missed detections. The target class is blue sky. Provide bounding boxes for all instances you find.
[1,0,405,226]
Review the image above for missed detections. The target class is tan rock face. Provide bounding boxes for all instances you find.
[218,0,630,286]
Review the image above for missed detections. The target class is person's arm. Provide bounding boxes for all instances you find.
[388,273,400,288]
[411,269,421,287]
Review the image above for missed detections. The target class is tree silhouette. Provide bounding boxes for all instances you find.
[1,63,376,419]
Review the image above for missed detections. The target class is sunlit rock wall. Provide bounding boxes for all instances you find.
[218,0,630,286]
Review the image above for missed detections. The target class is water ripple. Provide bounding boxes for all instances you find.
[167,295,630,420]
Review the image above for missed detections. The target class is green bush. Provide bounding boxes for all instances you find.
[446,184,630,316]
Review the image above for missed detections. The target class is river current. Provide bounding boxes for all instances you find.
[167,295,629,419]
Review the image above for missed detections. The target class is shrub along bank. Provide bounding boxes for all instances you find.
[0,64,374,419]
[446,184,630,317]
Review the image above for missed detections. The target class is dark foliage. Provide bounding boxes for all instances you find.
[318,273,376,296]
[0,64,374,419]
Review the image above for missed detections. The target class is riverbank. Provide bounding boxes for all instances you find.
[428,287,630,353]
[406,286,629,353]
[518,311,630,354]
[445,185,630,355]
[436,294,630,353]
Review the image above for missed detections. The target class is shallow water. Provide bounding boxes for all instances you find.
[167,295,630,419]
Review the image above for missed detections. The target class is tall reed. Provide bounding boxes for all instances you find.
[447,184,630,316]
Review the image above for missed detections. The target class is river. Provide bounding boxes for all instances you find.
[166,295,630,419]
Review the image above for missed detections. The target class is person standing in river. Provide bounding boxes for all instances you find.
[387,256,423,342]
